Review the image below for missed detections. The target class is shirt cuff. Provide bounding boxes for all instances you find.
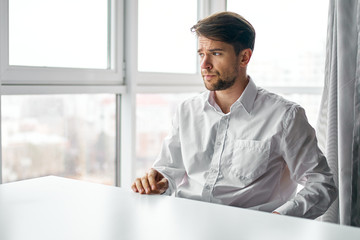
[273,200,299,216]
[161,186,172,196]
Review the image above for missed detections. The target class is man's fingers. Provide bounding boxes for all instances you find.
[134,178,145,194]
[141,175,151,194]
[148,169,160,191]
[132,169,168,195]
[157,178,169,193]
[148,169,168,193]
[131,182,138,192]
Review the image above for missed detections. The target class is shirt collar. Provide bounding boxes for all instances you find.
[208,91,223,112]
[235,77,257,115]
[205,77,258,115]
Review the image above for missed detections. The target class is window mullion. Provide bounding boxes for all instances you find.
[115,94,122,187]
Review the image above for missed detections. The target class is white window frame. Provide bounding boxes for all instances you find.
[0,0,125,185]
[132,0,226,88]
[0,0,124,86]
[0,0,325,187]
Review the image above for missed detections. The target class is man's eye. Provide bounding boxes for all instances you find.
[198,53,204,57]
[213,52,220,56]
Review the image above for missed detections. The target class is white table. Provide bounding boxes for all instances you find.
[0,176,359,240]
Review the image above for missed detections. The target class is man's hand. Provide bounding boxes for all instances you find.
[131,168,169,194]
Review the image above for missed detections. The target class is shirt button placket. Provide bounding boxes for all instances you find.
[202,114,230,202]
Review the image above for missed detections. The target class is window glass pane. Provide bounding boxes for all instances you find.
[227,0,328,87]
[2,94,116,185]
[278,93,321,129]
[136,93,197,176]
[138,0,198,73]
[9,0,108,69]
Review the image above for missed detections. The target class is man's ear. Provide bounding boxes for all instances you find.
[239,49,253,67]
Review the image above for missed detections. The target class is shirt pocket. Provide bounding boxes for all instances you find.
[229,139,271,183]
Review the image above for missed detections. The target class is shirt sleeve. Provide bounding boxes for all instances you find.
[274,105,338,219]
[152,106,186,196]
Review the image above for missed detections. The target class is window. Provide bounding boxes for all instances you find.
[0,0,329,187]
[0,0,123,185]
[1,0,123,85]
[2,94,116,185]
[227,0,329,127]
[135,93,197,177]
[9,0,108,69]
[135,0,201,86]
[133,0,329,178]
[138,0,198,74]
[133,0,202,177]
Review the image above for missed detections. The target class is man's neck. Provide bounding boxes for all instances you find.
[214,75,249,114]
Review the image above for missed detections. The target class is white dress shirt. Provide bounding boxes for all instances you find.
[153,78,337,219]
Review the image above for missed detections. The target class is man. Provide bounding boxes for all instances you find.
[132,12,337,219]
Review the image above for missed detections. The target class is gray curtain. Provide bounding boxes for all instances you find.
[317,0,360,226]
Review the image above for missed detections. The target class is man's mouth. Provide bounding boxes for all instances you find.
[202,74,217,81]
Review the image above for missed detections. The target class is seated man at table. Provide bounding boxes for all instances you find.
[131,11,337,219]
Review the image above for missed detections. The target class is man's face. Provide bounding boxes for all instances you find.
[198,36,240,91]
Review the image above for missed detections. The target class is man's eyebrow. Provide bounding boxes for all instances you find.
[197,48,224,53]
[209,48,224,52]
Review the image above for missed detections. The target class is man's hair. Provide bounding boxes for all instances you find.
[190,11,256,55]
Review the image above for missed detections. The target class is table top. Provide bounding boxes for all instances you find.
[0,176,359,240]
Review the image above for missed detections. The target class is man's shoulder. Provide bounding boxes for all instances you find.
[255,87,301,115]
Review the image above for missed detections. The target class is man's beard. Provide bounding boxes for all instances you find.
[203,71,237,91]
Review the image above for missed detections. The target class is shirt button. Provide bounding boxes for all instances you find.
[217,142,221,145]
[205,185,211,190]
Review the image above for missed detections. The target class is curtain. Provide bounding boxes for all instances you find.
[317,0,360,226]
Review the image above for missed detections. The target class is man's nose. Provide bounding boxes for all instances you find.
[200,55,212,70]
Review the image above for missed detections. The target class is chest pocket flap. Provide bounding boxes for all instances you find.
[229,139,271,183]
